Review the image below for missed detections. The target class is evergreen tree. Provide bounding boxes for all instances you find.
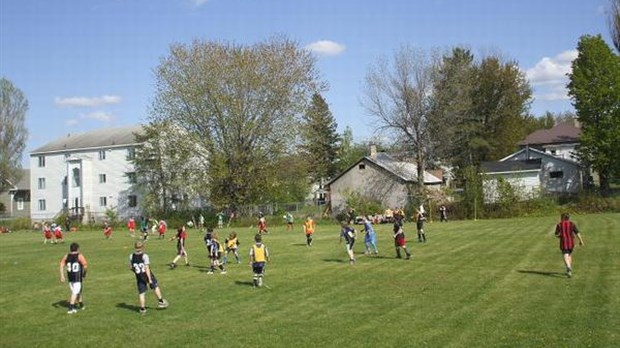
[300,93,340,182]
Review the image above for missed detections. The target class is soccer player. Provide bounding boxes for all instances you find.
[127,215,136,237]
[340,222,357,264]
[217,212,224,229]
[555,213,585,278]
[249,234,270,287]
[169,227,189,269]
[129,241,168,314]
[393,220,411,260]
[140,216,149,241]
[158,220,167,239]
[223,231,241,264]
[103,222,113,240]
[303,216,315,247]
[416,210,426,243]
[207,232,226,274]
[439,205,448,222]
[43,222,53,244]
[285,212,294,231]
[362,216,378,255]
[258,212,268,234]
[53,223,64,243]
[59,242,88,314]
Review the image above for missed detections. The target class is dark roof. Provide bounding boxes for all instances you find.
[518,120,580,146]
[4,169,30,191]
[481,158,542,174]
[327,152,442,186]
[31,125,144,154]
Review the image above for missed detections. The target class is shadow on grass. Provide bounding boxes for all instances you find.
[322,258,347,263]
[517,270,566,278]
[290,243,307,246]
[52,300,69,309]
[234,280,255,287]
[116,302,141,312]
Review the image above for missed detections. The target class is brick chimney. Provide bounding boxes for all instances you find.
[369,144,377,160]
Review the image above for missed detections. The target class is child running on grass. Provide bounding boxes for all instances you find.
[169,226,189,269]
[207,232,226,275]
[555,213,585,278]
[340,222,357,264]
[223,231,241,264]
[303,216,315,247]
[59,242,88,314]
[250,234,270,287]
[393,220,411,260]
[103,222,113,240]
[129,241,168,314]
[362,216,378,255]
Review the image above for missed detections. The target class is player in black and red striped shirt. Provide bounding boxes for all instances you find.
[554,213,585,278]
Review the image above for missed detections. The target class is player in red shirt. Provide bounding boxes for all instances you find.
[169,226,189,269]
[554,213,585,278]
[53,223,64,243]
[158,220,167,239]
[103,222,113,240]
[258,213,268,235]
[43,222,54,244]
[127,216,136,237]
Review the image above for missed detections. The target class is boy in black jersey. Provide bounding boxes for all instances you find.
[59,243,88,314]
[129,241,168,314]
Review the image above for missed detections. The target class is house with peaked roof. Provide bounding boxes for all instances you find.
[29,126,144,223]
[0,169,30,219]
[326,145,443,215]
[518,120,581,161]
[480,147,584,203]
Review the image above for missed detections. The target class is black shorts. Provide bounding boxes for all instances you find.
[252,262,265,275]
[136,273,158,294]
[561,248,573,255]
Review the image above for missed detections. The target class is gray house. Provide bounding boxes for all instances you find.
[0,169,31,219]
[327,146,442,215]
[481,147,584,203]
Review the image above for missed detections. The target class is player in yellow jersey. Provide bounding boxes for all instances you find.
[223,231,241,264]
[302,216,315,247]
[249,234,270,287]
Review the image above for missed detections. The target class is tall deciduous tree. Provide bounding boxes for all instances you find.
[567,34,620,195]
[362,46,436,195]
[335,126,367,173]
[150,36,324,208]
[610,0,620,53]
[0,78,28,192]
[300,93,340,182]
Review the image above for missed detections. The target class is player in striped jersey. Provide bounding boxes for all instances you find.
[59,243,88,314]
[554,213,584,278]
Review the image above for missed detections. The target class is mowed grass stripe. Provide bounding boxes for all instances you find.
[0,213,618,347]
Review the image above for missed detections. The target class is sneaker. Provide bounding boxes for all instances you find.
[67,308,77,314]
[139,308,147,315]
[567,270,572,278]
[158,299,169,308]
[185,263,190,267]
[169,263,176,269]
[206,271,214,275]
[220,270,227,274]
[406,255,411,260]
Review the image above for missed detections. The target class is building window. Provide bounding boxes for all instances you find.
[99,174,107,183]
[550,171,564,179]
[128,195,138,208]
[358,164,366,170]
[17,198,24,211]
[98,150,106,160]
[38,156,46,167]
[127,148,136,160]
[38,199,46,211]
[72,168,81,187]
[38,177,46,189]
[127,172,137,184]
[99,197,107,207]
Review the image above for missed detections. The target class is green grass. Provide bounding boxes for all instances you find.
[1,213,619,348]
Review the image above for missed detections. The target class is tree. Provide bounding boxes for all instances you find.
[567,34,620,195]
[362,46,436,196]
[0,78,28,192]
[610,0,620,53]
[300,93,340,182]
[468,56,532,163]
[335,126,368,173]
[150,36,324,208]
[131,121,208,214]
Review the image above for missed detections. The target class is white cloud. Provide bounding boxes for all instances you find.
[65,119,79,126]
[305,40,346,56]
[191,0,208,6]
[526,50,577,86]
[55,95,122,107]
[81,111,114,122]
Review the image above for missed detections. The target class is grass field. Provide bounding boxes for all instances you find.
[1,213,619,348]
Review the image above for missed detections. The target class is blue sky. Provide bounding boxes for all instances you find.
[0,0,612,167]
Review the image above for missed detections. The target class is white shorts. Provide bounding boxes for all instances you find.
[69,282,82,296]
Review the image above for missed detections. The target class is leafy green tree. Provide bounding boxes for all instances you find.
[149,36,323,209]
[300,93,340,182]
[335,126,370,173]
[567,34,620,195]
[469,56,533,163]
[0,78,28,192]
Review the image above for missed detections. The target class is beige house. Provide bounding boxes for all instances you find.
[0,169,30,219]
[327,146,442,215]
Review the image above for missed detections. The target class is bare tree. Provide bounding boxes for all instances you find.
[610,0,620,53]
[0,78,28,192]
[362,46,437,196]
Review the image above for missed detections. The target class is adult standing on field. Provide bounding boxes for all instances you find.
[59,242,88,314]
[555,213,584,278]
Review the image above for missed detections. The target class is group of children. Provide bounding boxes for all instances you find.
[42,222,64,244]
